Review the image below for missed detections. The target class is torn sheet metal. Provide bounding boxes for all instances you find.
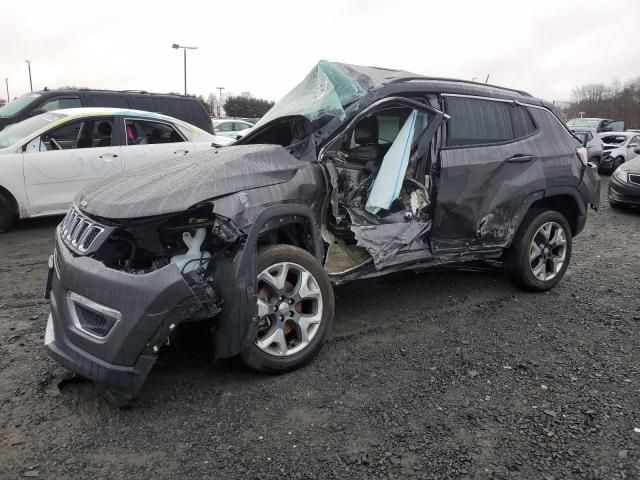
[347,209,430,268]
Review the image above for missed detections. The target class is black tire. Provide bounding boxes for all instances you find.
[610,156,624,174]
[503,209,572,292]
[0,193,16,233]
[240,244,335,373]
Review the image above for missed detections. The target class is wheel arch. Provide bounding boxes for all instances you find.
[0,184,19,215]
[523,187,586,238]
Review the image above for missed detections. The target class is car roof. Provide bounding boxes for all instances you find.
[52,107,182,122]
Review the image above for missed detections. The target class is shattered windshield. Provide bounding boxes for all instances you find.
[253,61,367,130]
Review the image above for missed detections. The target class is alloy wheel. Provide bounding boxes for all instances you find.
[255,262,323,357]
[529,221,567,281]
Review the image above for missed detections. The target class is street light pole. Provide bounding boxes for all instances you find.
[172,44,198,95]
[25,60,32,91]
[4,77,9,103]
[216,86,225,117]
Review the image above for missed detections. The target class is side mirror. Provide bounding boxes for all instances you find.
[29,108,46,117]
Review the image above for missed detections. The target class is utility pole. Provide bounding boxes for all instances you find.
[4,77,9,103]
[171,44,198,95]
[216,86,225,117]
[25,60,33,91]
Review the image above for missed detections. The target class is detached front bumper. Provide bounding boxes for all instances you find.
[46,230,202,405]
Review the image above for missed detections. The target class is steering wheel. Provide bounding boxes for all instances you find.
[50,138,63,150]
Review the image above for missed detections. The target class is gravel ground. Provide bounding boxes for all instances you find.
[1,177,639,480]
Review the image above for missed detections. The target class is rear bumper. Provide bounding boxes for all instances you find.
[608,175,640,206]
[46,229,204,404]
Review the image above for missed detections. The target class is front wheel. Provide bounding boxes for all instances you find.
[610,156,624,174]
[504,209,572,291]
[241,244,335,373]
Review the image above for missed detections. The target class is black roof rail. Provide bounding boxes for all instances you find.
[120,89,149,94]
[386,76,532,97]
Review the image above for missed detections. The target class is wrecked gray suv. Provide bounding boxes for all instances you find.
[45,61,600,405]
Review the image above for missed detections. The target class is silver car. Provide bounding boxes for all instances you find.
[572,128,603,168]
[599,131,640,174]
[211,119,254,138]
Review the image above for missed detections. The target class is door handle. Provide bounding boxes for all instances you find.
[99,154,119,159]
[174,150,189,155]
[505,154,533,163]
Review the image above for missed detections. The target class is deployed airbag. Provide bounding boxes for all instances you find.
[365,110,417,214]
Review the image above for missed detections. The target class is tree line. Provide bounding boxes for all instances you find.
[561,77,640,129]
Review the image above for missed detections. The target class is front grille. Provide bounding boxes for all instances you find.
[629,174,640,186]
[60,207,111,255]
[74,304,115,337]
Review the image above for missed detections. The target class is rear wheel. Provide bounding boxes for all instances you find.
[241,244,335,373]
[504,209,572,291]
[0,193,16,233]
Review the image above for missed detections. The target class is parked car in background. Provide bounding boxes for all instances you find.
[566,117,624,133]
[571,127,603,168]
[212,119,254,137]
[0,108,219,232]
[598,131,640,174]
[44,61,600,405]
[609,151,640,208]
[0,89,214,134]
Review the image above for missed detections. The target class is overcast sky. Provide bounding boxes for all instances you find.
[2,0,639,104]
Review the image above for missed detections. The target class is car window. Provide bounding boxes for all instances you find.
[0,112,65,148]
[511,106,537,138]
[630,136,640,145]
[233,122,249,131]
[0,93,42,118]
[41,118,114,150]
[573,132,588,146]
[125,119,184,145]
[40,97,82,112]
[216,122,233,132]
[86,94,129,108]
[446,97,514,146]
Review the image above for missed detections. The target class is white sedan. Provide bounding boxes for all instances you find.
[0,108,224,231]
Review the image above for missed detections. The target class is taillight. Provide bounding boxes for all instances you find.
[576,146,588,167]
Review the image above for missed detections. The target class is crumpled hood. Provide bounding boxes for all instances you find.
[77,145,305,219]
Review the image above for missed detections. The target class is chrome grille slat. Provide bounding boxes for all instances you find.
[59,207,108,255]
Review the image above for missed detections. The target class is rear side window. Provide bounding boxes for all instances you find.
[446,97,537,147]
[86,94,129,108]
[446,97,513,146]
[125,119,184,145]
[40,97,82,112]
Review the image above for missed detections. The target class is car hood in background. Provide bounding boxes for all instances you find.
[76,145,305,219]
[620,156,640,173]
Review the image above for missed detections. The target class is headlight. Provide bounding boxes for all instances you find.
[613,167,628,183]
